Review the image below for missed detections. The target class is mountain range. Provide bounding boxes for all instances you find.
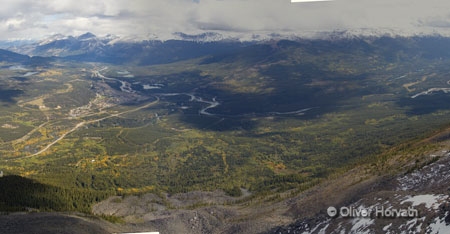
[3,32,253,65]
[4,31,450,64]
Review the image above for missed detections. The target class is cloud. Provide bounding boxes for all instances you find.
[423,19,450,28]
[1,0,450,40]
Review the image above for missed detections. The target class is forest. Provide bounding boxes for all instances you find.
[2,38,450,214]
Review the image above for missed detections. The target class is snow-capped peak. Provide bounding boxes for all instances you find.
[38,33,69,46]
[77,32,97,41]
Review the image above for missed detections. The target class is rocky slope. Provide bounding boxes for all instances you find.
[273,149,450,233]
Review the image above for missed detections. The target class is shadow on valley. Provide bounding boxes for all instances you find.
[178,114,259,131]
[177,63,384,131]
[0,175,66,212]
[0,89,23,104]
[0,175,111,213]
[397,93,450,115]
[11,76,29,82]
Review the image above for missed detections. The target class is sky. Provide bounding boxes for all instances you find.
[1,0,450,40]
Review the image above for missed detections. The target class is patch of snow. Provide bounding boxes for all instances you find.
[383,223,392,232]
[405,218,418,230]
[317,223,330,234]
[415,218,425,233]
[400,194,448,210]
[306,222,325,234]
[9,65,27,70]
[411,88,450,98]
[23,71,38,77]
[427,212,450,234]
[143,84,162,90]
[350,218,374,234]
[38,33,68,46]
[116,71,134,78]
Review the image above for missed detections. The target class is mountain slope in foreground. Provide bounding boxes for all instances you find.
[89,134,450,233]
[274,146,450,233]
[1,134,450,233]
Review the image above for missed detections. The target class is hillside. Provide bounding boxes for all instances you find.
[1,35,450,233]
[0,49,29,63]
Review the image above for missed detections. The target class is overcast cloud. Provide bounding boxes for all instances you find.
[1,0,450,40]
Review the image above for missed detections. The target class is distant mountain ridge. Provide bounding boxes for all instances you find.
[19,32,111,57]
[4,32,450,66]
[4,32,250,65]
[0,29,409,57]
[0,49,29,63]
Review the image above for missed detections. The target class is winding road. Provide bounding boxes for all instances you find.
[14,66,315,159]
[23,96,160,158]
